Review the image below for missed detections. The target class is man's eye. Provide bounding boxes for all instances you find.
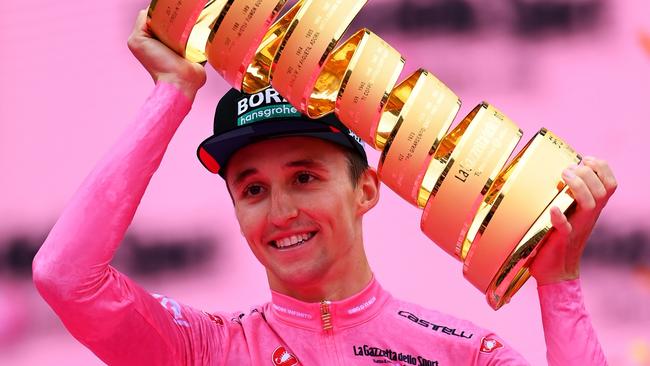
[296,172,315,184]
[244,185,264,197]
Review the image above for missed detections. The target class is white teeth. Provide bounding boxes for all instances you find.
[272,232,314,248]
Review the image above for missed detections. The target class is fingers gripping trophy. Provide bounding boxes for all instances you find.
[146,0,581,310]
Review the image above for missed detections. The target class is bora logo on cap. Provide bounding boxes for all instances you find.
[236,88,302,126]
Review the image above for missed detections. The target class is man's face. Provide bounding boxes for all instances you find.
[226,136,377,291]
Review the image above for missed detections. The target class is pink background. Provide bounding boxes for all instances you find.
[1,0,649,365]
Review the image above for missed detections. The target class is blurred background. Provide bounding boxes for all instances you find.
[1,0,649,364]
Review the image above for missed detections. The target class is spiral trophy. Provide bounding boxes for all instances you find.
[146,0,581,310]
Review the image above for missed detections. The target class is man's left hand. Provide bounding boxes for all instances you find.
[530,157,618,286]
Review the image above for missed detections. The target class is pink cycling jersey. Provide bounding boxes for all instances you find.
[32,81,608,366]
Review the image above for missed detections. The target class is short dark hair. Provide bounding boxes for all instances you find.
[343,147,369,187]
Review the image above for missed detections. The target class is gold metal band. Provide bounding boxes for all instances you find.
[378,72,459,205]
[148,0,230,63]
[241,0,304,93]
[420,103,522,258]
[375,70,424,150]
[462,129,581,293]
[334,32,404,145]
[305,29,404,147]
[485,186,576,310]
[206,0,286,88]
[270,0,367,112]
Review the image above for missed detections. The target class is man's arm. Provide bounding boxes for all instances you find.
[531,157,617,365]
[31,10,219,365]
[537,280,607,365]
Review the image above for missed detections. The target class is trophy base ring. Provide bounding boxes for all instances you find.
[486,187,576,310]
[462,129,581,293]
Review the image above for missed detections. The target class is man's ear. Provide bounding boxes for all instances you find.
[356,167,380,216]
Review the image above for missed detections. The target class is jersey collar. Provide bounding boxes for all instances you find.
[269,276,391,332]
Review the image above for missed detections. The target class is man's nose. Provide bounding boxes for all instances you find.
[268,187,299,227]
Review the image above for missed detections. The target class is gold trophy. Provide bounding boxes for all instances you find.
[145,0,581,310]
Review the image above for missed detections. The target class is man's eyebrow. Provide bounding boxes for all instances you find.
[285,159,326,169]
[233,168,258,186]
[233,159,326,185]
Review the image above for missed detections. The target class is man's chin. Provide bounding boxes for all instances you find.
[268,263,329,291]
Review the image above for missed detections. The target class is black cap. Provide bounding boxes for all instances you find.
[197,87,367,177]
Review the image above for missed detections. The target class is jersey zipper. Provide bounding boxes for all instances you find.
[320,300,344,364]
[320,300,333,332]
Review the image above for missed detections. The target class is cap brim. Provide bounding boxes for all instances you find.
[198,119,366,177]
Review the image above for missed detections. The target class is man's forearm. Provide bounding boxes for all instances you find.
[32,81,192,302]
[538,279,608,365]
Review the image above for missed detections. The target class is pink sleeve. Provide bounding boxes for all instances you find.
[32,82,227,365]
[538,279,608,365]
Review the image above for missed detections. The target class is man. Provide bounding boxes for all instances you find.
[32,10,616,365]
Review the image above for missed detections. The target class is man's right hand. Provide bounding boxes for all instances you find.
[127,9,207,101]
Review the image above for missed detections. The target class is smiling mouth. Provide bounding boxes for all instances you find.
[270,232,317,250]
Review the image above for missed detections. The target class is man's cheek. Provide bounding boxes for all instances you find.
[237,214,262,245]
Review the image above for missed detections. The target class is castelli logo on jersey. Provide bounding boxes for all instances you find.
[480,337,503,353]
[272,346,300,366]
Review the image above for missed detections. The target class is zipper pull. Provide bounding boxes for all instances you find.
[320,300,333,332]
